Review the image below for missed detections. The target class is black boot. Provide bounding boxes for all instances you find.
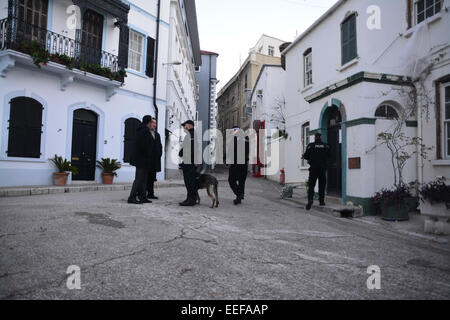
[306,201,313,211]
[128,198,143,205]
[234,197,242,205]
[148,195,159,200]
[180,199,196,206]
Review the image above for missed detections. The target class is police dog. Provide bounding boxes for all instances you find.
[195,174,219,208]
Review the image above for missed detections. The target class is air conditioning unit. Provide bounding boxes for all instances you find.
[257,90,263,97]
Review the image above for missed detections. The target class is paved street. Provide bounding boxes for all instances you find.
[1,177,449,300]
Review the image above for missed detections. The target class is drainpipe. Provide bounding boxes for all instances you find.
[153,0,161,128]
[417,88,424,189]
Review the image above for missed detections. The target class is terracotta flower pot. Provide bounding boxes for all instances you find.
[102,173,115,185]
[53,172,69,186]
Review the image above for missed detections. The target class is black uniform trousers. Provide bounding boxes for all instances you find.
[146,169,157,197]
[308,167,327,202]
[182,164,198,201]
[129,167,149,201]
[228,165,248,198]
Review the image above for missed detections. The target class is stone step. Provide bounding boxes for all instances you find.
[0,181,185,198]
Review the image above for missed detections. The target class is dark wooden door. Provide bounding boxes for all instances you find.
[327,108,342,196]
[17,0,48,45]
[81,9,104,65]
[123,118,140,163]
[71,110,98,181]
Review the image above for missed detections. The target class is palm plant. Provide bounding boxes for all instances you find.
[96,158,122,176]
[50,155,78,175]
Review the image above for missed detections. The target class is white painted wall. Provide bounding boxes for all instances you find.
[0,0,8,20]
[0,0,176,186]
[283,0,450,200]
[165,0,199,171]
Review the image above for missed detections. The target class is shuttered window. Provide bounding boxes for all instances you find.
[146,36,155,78]
[123,118,141,163]
[7,97,43,158]
[341,14,357,65]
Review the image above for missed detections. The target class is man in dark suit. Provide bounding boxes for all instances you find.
[146,118,163,200]
[128,115,153,205]
[179,120,199,206]
[227,127,250,205]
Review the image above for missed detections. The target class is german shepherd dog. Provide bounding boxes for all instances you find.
[195,174,219,208]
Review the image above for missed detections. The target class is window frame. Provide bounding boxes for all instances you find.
[1,93,47,163]
[268,46,275,57]
[414,0,442,25]
[303,48,313,88]
[301,122,310,167]
[375,104,400,119]
[442,82,450,159]
[126,25,149,77]
[341,13,358,66]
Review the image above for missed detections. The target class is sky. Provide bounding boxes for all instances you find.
[195,0,338,91]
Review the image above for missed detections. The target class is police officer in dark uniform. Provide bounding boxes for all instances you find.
[227,127,250,205]
[302,133,331,210]
[179,120,199,206]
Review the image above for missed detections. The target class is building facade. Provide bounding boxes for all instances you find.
[282,0,450,214]
[0,0,200,187]
[250,64,286,179]
[216,34,284,140]
[195,50,218,168]
[164,0,201,177]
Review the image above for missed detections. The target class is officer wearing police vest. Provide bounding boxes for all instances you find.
[302,132,331,210]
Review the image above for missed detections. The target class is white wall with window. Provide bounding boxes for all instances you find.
[281,0,450,212]
[0,0,172,186]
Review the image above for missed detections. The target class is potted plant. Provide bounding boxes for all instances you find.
[50,155,78,186]
[96,158,122,185]
[371,183,418,221]
[419,177,450,234]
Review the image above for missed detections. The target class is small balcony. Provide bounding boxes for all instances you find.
[0,17,126,100]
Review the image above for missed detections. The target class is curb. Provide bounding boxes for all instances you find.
[0,182,185,198]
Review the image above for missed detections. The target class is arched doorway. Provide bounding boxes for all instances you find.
[71,109,98,181]
[326,106,342,196]
[319,101,346,198]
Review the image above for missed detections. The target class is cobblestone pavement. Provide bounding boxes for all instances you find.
[0,176,449,300]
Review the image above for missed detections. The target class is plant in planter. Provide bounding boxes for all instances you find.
[96,158,122,185]
[371,183,417,221]
[419,177,450,234]
[50,155,78,186]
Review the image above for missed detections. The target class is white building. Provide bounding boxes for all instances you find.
[250,64,286,180]
[164,0,201,177]
[249,34,285,58]
[0,0,199,187]
[282,0,450,215]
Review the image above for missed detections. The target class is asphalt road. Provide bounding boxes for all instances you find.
[1,177,449,300]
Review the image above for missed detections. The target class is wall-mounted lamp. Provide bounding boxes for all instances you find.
[163,61,182,66]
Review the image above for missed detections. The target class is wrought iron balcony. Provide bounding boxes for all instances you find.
[0,17,123,80]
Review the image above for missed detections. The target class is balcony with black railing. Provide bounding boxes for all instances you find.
[0,17,126,83]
